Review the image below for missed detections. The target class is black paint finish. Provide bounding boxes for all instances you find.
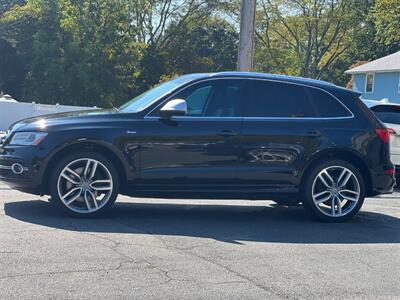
[0,72,395,198]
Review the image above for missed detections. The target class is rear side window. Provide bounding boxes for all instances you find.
[245,80,351,118]
[371,105,400,124]
[246,81,314,118]
[305,87,352,118]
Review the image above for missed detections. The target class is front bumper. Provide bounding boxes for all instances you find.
[0,146,46,195]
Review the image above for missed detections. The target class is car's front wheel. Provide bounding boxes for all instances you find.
[302,160,365,222]
[49,151,120,217]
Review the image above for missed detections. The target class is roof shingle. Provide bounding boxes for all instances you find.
[345,51,400,74]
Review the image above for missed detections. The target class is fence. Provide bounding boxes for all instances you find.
[0,100,96,131]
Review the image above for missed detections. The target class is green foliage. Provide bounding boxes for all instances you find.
[0,0,399,106]
[255,0,361,79]
[373,0,400,46]
[253,0,399,84]
[0,38,25,98]
[163,17,238,74]
[0,0,236,107]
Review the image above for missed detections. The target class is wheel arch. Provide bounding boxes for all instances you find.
[41,140,129,195]
[300,149,373,196]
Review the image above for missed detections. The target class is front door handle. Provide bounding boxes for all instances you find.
[306,130,322,138]
[218,130,238,137]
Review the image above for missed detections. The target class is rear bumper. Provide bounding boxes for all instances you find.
[395,165,400,182]
[371,174,395,195]
[369,162,396,195]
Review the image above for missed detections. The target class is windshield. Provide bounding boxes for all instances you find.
[119,74,207,113]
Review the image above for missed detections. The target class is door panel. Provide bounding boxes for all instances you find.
[238,119,323,189]
[137,118,242,187]
[237,80,330,190]
[136,79,246,190]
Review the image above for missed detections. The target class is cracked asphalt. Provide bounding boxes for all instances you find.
[1,182,400,299]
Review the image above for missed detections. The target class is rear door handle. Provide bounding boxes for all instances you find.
[306,130,322,138]
[218,130,238,137]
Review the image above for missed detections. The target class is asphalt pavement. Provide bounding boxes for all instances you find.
[1,182,399,299]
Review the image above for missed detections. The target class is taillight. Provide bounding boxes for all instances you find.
[385,168,396,175]
[375,128,391,144]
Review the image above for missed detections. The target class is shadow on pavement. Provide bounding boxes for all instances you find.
[4,199,400,244]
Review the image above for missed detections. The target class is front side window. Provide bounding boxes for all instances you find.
[119,74,205,113]
[366,74,374,93]
[184,86,213,116]
[155,79,244,117]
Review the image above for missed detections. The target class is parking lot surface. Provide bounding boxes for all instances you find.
[1,182,399,299]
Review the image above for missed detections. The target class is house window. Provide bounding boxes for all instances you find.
[365,73,374,93]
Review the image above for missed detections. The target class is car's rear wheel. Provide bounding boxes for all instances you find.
[302,160,365,222]
[49,152,119,217]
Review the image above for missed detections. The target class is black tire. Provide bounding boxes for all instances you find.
[49,151,120,217]
[302,159,365,222]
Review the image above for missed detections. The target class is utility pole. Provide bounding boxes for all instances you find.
[237,0,257,72]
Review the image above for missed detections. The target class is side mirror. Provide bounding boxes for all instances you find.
[160,99,187,118]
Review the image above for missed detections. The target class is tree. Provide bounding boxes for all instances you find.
[0,39,25,98]
[0,0,38,98]
[325,0,400,85]
[163,17,238,74]
[1,0,230,106]
[255,0,363,80]
[131,0,228,92]
[373,0,400,46]
[1,0,146,107]
[3,0,395,104]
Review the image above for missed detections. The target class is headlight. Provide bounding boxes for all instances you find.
[9,132,48,146]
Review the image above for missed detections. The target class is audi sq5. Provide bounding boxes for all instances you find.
[0,72,395,222]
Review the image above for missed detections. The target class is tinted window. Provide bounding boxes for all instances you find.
[157,80,243,117]
[185,86,212,116]
[305,87,351,117]
[245,80,350,118]
[246,81,316,118]
[371,105,400,124]
[119,74,204,113]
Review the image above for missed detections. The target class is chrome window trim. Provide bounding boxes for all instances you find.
[144,116,354,121]
[144,77,354,120]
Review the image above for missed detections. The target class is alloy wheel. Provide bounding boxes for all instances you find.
[311,166,360,218]
[57,158,113,213]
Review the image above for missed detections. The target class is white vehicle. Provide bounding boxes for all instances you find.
[363,99,400,181]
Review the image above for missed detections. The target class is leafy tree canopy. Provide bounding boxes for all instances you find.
[0,0,398,106]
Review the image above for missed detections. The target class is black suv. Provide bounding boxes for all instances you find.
[0,72,395,221]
